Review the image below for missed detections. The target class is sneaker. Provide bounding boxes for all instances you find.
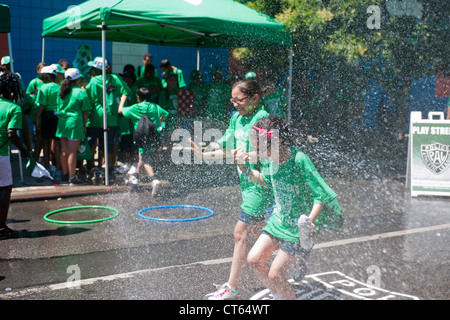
[69,175,86,186]
[117,163,131,174]
[90,167,105,180]
[126,173,139,186]
[203,283,237,300]
[0,226,19,240]
[127,163,138,175]
[60,174,70,184]
[151,179,160,197]
[298,215,315,250]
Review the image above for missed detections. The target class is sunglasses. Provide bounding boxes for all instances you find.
[230,96,249,104]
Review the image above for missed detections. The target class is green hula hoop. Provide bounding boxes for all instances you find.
[43,206,119,224]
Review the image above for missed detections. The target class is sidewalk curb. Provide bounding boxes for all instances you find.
[11,184,131,202]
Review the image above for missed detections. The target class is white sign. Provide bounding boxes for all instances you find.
[407,111,450,197]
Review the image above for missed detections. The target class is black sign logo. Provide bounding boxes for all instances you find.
[421,143,450,175]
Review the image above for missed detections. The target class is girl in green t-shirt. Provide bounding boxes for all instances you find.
[35,66,61,171]
[190,79,272,300]
[57,68,92,185]
[236,116,343,300]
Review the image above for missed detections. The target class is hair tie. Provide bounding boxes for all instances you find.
[252,126,274,139]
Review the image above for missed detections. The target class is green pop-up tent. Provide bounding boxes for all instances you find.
[0,4,10,33]
[42,0,292,47]
[42,0,293,185]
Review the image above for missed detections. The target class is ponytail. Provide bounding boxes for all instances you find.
[59,78,73,98]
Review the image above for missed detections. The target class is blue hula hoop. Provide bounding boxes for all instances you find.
[138,205,214,222]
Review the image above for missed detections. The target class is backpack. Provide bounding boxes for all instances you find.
[133,114,160,150]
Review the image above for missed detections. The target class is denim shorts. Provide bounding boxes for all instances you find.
[238,211,266,224]
[262,231,313,257]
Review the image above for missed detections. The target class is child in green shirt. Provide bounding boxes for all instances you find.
[236,116,344,300]
[119,87,169,196]
[35,65,61,171]
[190,79,272,300]
[57,68,92,185]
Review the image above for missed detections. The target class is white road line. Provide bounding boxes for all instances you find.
[314,223,450,249]
[1,223,449,298]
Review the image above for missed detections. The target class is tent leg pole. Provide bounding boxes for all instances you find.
[41,38,45,63]
[7,33,14,74]
[287,47,293,123]
[197,47,200,70]
[102,20,109,186]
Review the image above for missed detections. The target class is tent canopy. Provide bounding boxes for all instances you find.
[42,0,292,48]
[0,4,11,33]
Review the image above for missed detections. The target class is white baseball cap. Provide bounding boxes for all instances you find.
[1,56,14,65]
[40,66,57,75]
[88,56,109,70]
[51,63,66,74]
[64,68,84,80]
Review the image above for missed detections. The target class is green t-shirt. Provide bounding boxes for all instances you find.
[121,101,169,154]
[205,81,230,122]
[26,77,44,96]
[136,65,159,80]
[132,76,162,92]
[156,88,178,132]
[21,77,44,117]
[262,90,287,119]
[0,98,22,156]
[56,87,93,140]
[161,68,186,90]
[262,147,340,242]
[217,107,272,216]
[36,82,60,112]
[85,73,131,128]
[187,81,209,116]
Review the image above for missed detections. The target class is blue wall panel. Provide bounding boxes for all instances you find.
[3,0,111,86]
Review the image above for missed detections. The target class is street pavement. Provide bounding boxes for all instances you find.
[1,149,449,303]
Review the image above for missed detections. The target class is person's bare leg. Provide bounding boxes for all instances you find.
[227,220,251,291]
[227,220,265,290]
[268,250,296,300]
[67,139,81,178]
[247,233,279,294]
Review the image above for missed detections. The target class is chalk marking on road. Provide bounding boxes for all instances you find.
[1,223,449,298]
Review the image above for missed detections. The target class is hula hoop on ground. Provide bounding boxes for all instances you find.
[138,205,214,222]
[43,206,120,224]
